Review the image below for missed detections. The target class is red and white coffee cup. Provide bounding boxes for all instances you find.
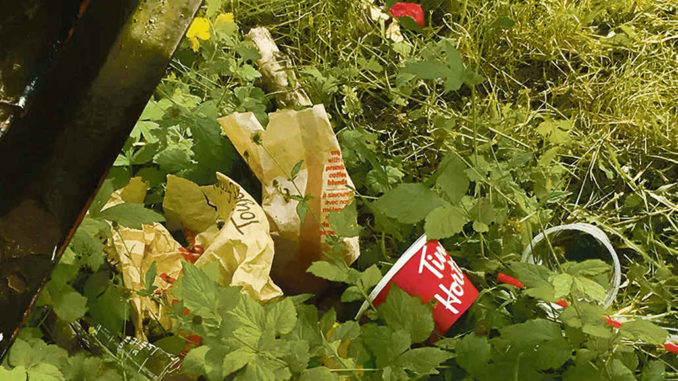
[356,235,479,334]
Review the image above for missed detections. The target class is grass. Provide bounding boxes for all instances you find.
[5,0,675,379]
[226,0,677,330]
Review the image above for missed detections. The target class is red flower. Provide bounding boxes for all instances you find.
[497,272,524,289]
[186,334,203,344]
[389,2,425,27]
[604,315,622,329]
[555,299,570,308]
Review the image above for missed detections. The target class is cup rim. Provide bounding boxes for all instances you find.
[355,234,429,318]
[521,223,621,308]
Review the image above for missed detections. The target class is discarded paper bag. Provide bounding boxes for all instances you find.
[218,105,360,294]
[105,177,183,340]
[163,173,282,301]
[107,173,282,339]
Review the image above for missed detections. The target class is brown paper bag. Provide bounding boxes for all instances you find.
[218,105,360,294]
[163,173,283,301]
[105,177,183,340]
[108,173,281,340]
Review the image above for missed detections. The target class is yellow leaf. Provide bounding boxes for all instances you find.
[187,17,211,40]
[215,12,234,25]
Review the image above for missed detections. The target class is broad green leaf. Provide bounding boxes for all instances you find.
[140,100,165,120]
[500,319,562,348]
[282,340,310,374]
[69,228,104,261]
[564,259,610,277]
[378,286,434,343]
[563,362,604,381]
[0,366,26,381]
[340,286,362,302]
[222,348,256,377]
[191,117,237,177]
[573,276,607,302]
[99,203,165,229]
[530,337,572,370]
[373,183,444,224]
[397,347,453,376]
[179,262,221,318]
[606,359,635,381]
[361,325,411,367]
[641,360,665,381]
[63,353,120,381]
[510,262,556,301]
[365,166,404,194]
[558,302,612,338]
[153,145,192,173]
[144,261,158,294]
[26,363,63,381]
[358,265,382,290]
[619,320,668,345]
[401,40,483,92]
[328,200,362,237]
[435,154,469,204]
[181,346,209,376]
[236,64,261,81]
[89,179,115,216]
[228,296,267,347]
[455,333,491,376]
[424,204,468,239]
[290,160,304,179]
[296,199,310,225]
[307,261,348,283]
[550,273,573,298]
[52,291,88,322]
[265,298,297,336]
[329,321,361,342]
[87,285,128,333]
[299,367,338,381]
[402,61,448,80]
[469,197,496,226]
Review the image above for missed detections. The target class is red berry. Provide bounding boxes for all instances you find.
[389,2,425,27]
[171,298,179,304]
[183,308,190,315]
[497,272,524,289]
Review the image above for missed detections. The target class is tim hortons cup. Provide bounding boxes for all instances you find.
[357,235,479,334]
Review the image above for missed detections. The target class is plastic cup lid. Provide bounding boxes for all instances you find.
[521,223,621,309]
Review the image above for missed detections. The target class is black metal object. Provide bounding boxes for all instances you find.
[0,0,201,357]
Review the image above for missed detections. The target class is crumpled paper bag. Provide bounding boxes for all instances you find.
[107,173,281,339]
[105,177,183,340]
[218,104,360,294]
[163,172,282,301]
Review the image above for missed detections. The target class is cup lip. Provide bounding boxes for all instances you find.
[521,223,621,309]
[355,234,429,318]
